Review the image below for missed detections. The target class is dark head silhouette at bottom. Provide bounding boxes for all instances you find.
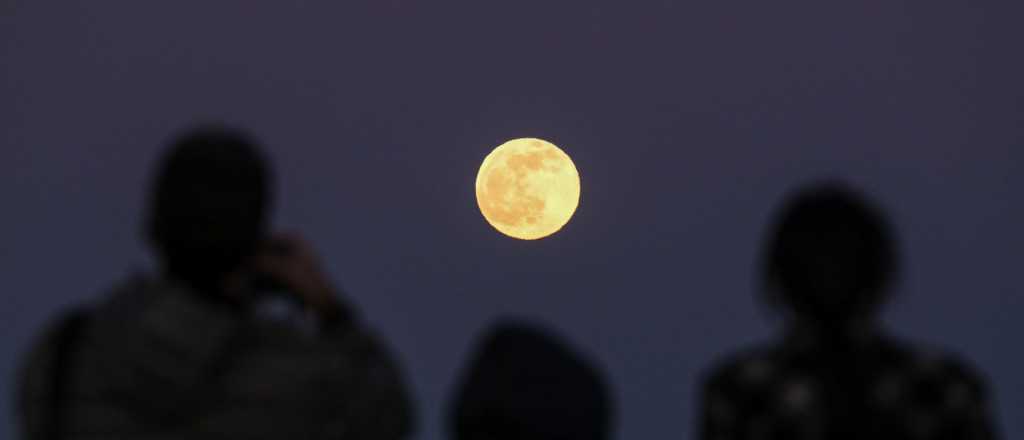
[699,181,999,440]
[449,320,614,440]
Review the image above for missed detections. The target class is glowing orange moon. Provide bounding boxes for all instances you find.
[475,138,581,240]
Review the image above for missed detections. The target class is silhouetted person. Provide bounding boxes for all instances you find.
[698,182,998,440]
[449,320,614,440]
[18,126,414,439]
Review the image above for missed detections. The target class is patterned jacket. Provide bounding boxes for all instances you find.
[699,330,998,440]
[19,276,414,440]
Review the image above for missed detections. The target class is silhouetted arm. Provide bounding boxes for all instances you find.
[698,372,743,440]
[939,361,1001,440]
[318,320,415,440]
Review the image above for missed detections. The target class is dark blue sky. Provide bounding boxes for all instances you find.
[2,1,1022,438]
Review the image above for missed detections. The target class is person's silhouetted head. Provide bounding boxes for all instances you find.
[450,320,613,440]
[146,126,272,293]
[762,181,898,326]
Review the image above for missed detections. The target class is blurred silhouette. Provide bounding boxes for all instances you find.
[18,126,414,439]
[449,320,614,440]
[699,182,998,440]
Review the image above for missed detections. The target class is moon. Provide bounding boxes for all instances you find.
[475,138,581,240]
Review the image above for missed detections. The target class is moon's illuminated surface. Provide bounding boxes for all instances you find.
[475,138,581,240]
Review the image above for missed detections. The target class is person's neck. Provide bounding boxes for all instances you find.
[785,316,881,348]
[164,271,251,310]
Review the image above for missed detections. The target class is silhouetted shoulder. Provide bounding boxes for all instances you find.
[699,338,998,440]
[701,343,793,393]
[699,343,817,433]
[872,343,993,414]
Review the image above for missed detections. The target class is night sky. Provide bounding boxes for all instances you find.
[2,1,1022,438]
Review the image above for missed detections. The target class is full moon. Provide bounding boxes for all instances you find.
[475,138,581,240]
